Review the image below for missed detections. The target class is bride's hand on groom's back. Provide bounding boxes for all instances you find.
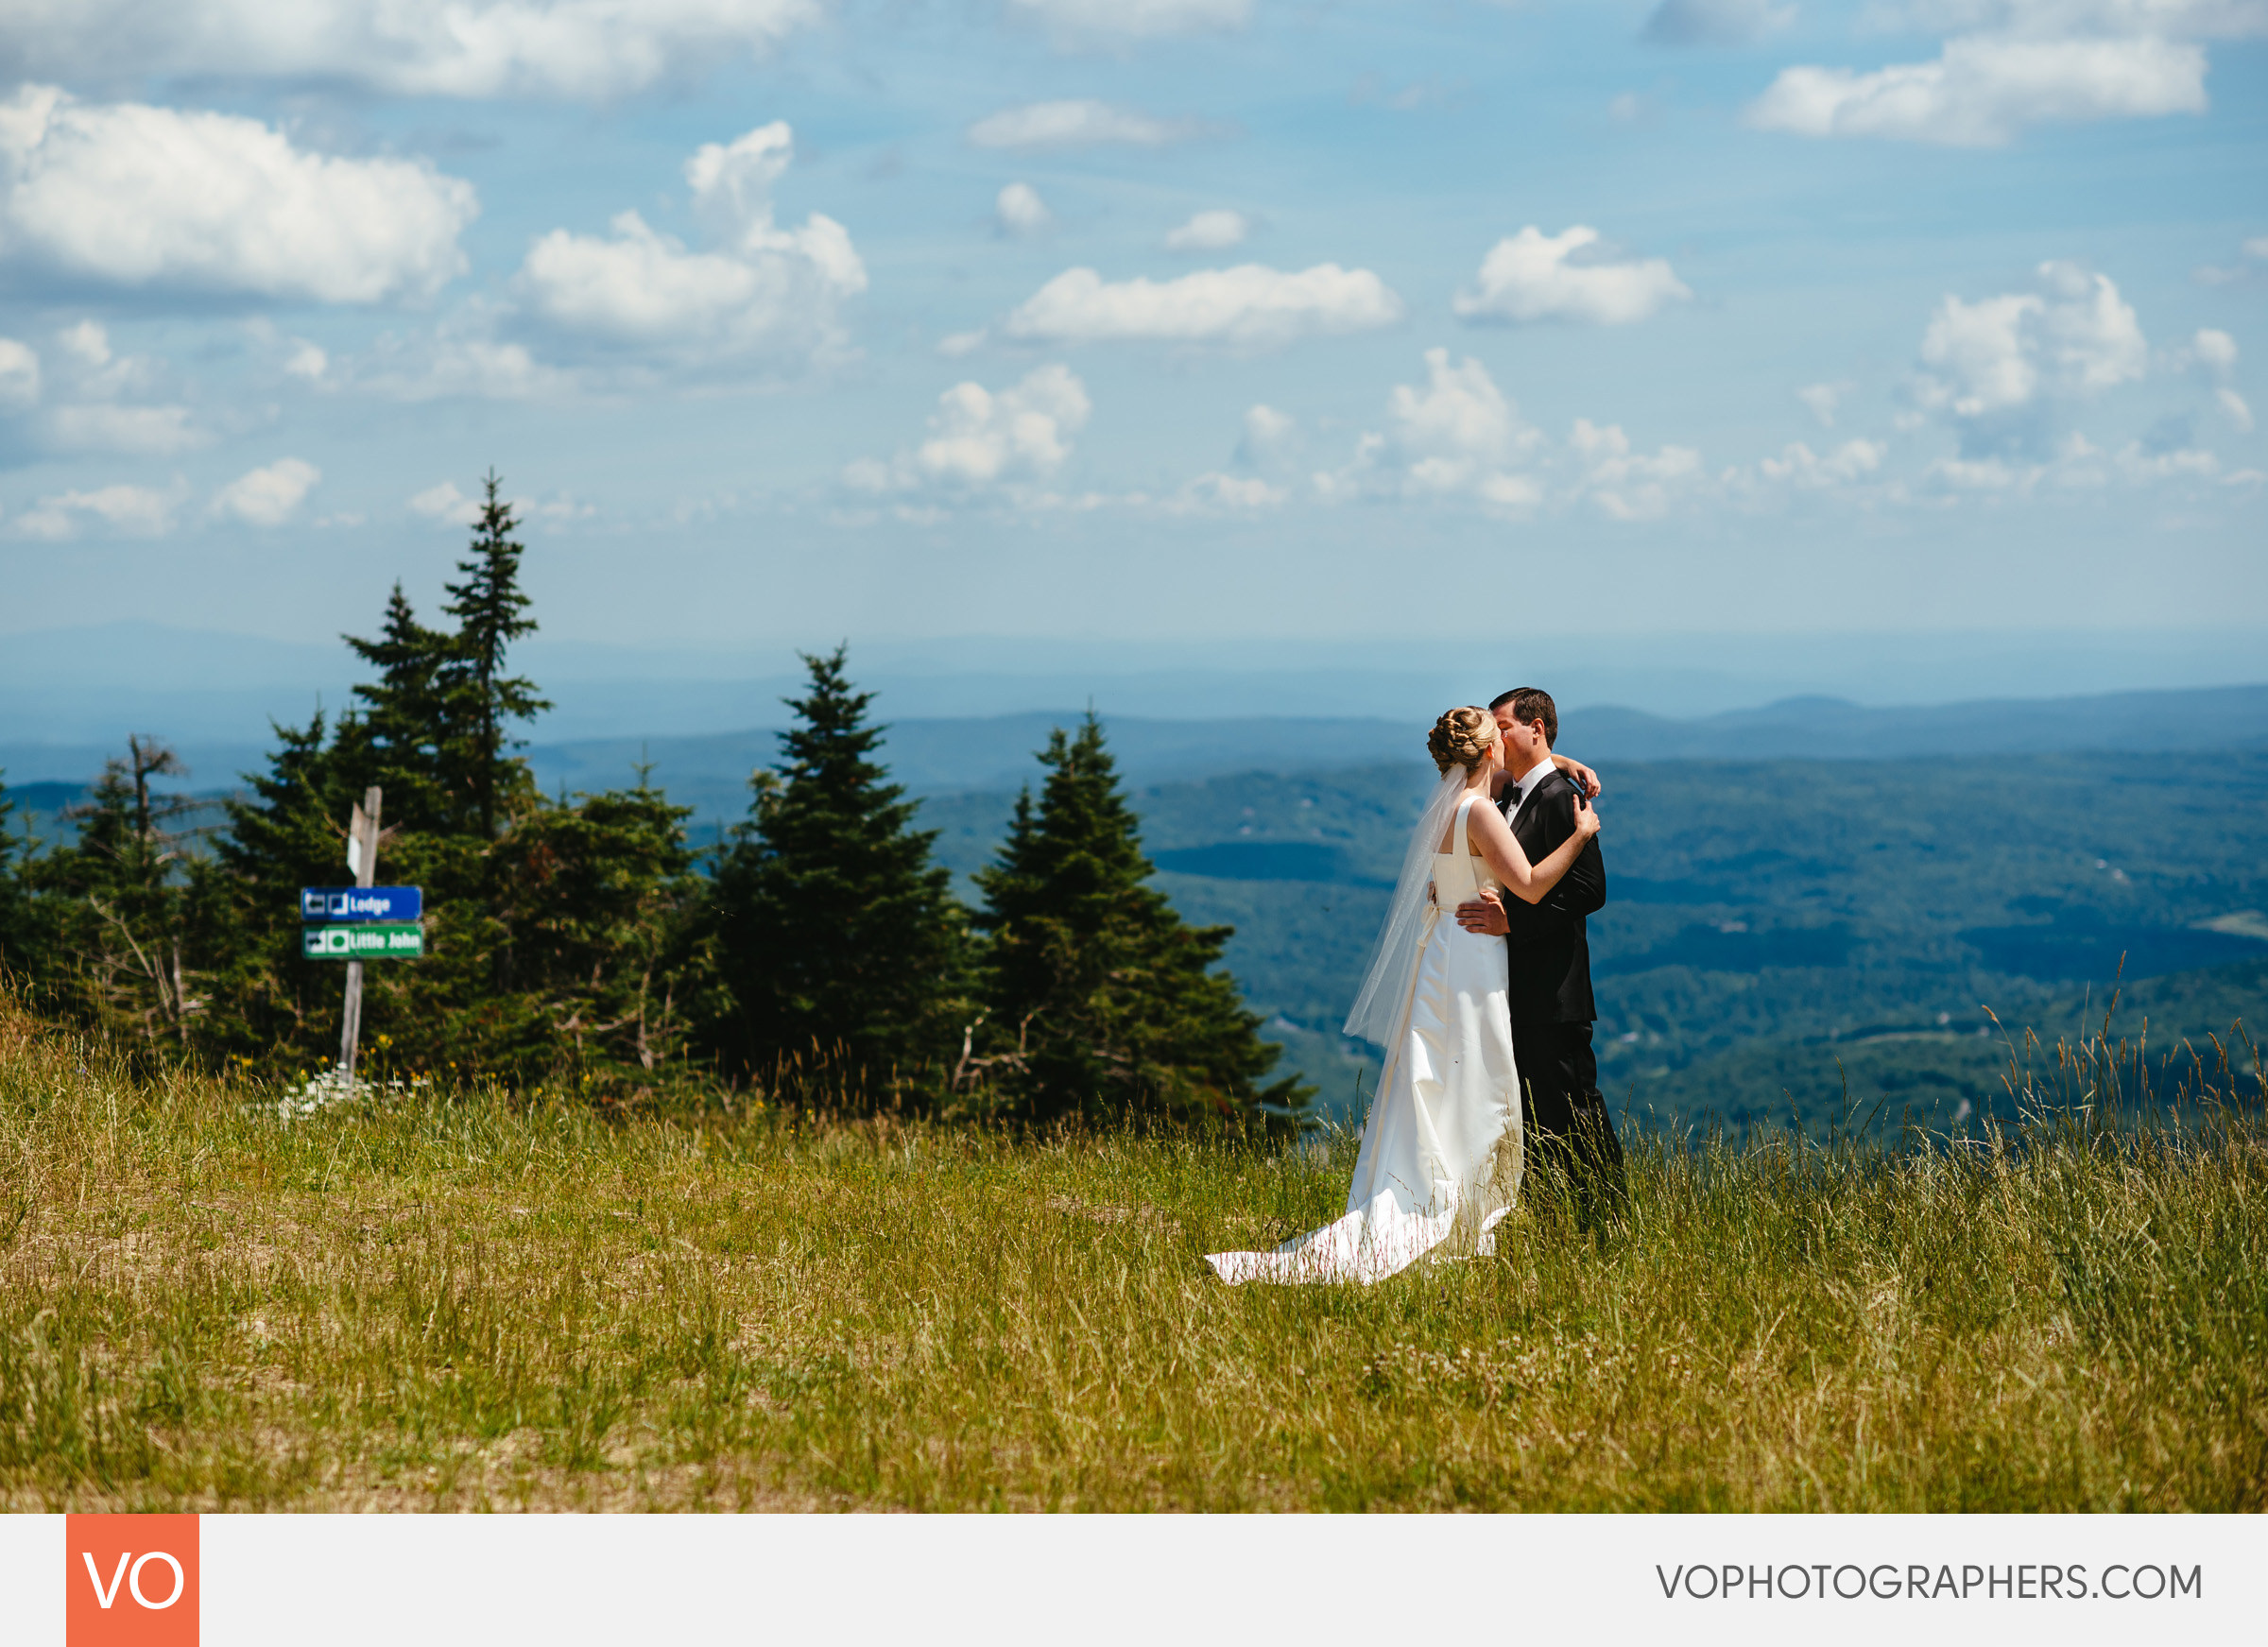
[1573,794,1602,839]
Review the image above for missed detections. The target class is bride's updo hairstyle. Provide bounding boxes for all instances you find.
[1428,706,1499,776]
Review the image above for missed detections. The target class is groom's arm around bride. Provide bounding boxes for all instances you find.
[1455,687,1626,1226]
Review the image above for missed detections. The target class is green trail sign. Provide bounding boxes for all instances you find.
[303,923,424,960]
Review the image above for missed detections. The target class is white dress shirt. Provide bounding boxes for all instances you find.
[1505,756,1555,820]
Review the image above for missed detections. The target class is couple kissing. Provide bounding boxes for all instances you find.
[1209,687,1625,1285]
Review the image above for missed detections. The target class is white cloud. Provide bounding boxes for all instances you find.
[2177,327,2252,429]
[1320,348,1545,510]
[213,457,320,526]
[0,85,476,303]
[1164,209,1249,252]
[14,319,209,455]
[2118,440,2219,480]
[848,364,1092,493]
[0,338,39,410]
[409,481,483,524]
[1796,382,1848,427]
[1642,0,1796,45]
[57,319,110,369]
[284,340,329,382]
[995,182,1051,236]
[1316,351,1712,519]
[1920,293,2045,416]
[1453,226,1691,326]
[1746,34,2208,145]
[0,0,821,101]
[2036,259,2148,388]
[354,325,576,401]
[408,476,586,524]
[1758,437,1888,486]
[1005,0,1249,42]
[513,122,864,370]
[14,481,181,540]
[1929,455,2024,489]
[1004,264,1401,349]
[2190,326,2239,372]
[936,329,989,358]
[1167,472,1285,512]
[967,100,1206,150]
[1913,262,2145,452]
[1570,418,1706,519]
[1863,2,2268,38]
[1918,423,2227,493]
[1237,403,1297,468]
[1390,350,1532,478]
[2195,233,2268,284]
[43,403,204,455]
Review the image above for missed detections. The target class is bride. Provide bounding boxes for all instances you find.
[1206,707,1601,1285]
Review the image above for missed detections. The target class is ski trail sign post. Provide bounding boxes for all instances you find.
[301,786,419,1079]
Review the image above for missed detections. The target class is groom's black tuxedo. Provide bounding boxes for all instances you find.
[1500,765,1624,1222]
[1501,768,1606,1023]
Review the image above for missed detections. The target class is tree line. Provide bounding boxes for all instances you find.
[0,476,1310,1126]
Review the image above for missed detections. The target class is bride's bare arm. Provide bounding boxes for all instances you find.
[1551,752,1601,798]
[1469,792,1600,903]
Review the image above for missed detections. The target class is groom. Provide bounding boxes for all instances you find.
[1455,687,1626,1225]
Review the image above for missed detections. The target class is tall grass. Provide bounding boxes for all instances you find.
[0,994,2259,1512]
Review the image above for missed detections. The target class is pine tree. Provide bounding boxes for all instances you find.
[339,584,455,832]
[487,770,714,1092]
[973,715,1310,1126]
[704,647,971,1100]
[201,708,369,1063]
[0,771,28,976]
[439,472,548,843]
[26,737,213,1045]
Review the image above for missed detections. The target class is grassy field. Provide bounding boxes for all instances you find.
[3,997,2262,1513]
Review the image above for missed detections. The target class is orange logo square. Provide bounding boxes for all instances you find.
[65,1515,198,1647]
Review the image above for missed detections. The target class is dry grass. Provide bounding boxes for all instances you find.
[1,999,2262,1512]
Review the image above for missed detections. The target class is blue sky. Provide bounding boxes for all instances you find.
[0,0,2260,656]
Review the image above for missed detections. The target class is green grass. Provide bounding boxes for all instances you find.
[1,1000,2262,1512]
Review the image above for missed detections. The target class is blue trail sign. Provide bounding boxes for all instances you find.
[303,923,425,959]
[302,885,421,922]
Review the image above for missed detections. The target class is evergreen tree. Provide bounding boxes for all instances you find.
[339,585,456,832]
[24,737,213,1045]
[705,647,971,1099]
[201,708,369,1063]
[972,715,1309,1125]
[0,772,28,976]
[202,479,552,1069]
[439,472,548,843]
[486,771,714,1091]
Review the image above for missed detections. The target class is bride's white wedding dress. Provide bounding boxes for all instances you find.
[1207,791,1522,1284]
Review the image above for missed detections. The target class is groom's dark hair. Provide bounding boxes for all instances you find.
[1488,687,1557,747]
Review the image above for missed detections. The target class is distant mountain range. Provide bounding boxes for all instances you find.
[9,682,2265,820]
[533,680,2268,822]
[8,620,2267,777]
[1571,683,2268,763]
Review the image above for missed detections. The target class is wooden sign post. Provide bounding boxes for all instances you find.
[338,786,383,1079]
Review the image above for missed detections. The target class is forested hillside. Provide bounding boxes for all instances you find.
[922,752,2268,1125]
